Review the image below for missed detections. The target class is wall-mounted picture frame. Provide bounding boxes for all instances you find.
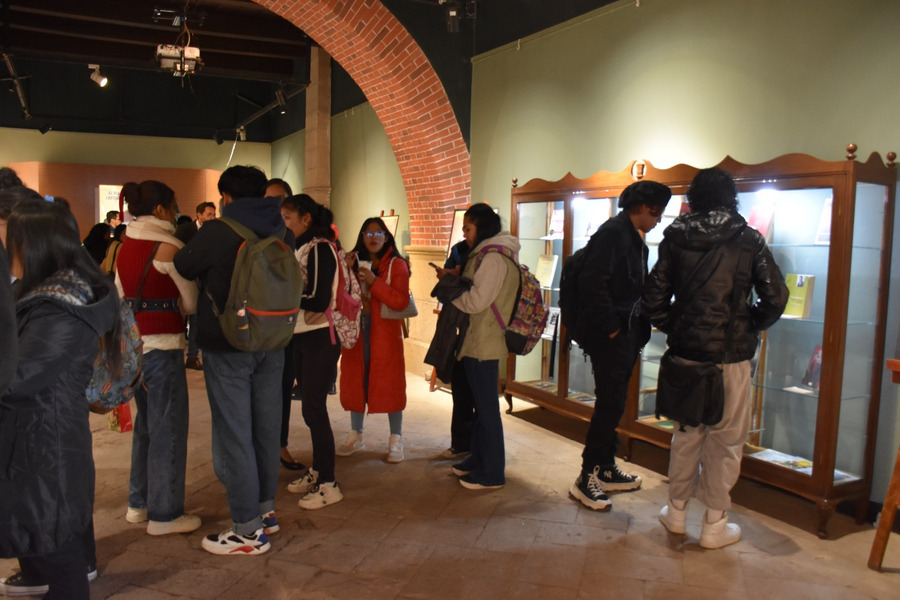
[381,214,400,237]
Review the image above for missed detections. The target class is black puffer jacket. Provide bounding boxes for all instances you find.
[642,209,788,363]
[0,270,117,558]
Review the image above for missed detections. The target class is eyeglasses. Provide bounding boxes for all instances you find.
[364,231,385,238]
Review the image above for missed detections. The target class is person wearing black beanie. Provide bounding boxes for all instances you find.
[568,179,671,512]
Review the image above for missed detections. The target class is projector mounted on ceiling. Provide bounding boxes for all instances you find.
[156,44,201,77]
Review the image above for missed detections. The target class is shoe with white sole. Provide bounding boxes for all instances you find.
[336,431,365,456]
[147,514,202,536]
[261,511,279,535]
[125,506,148,523]
[298,481,343,510]
[201,528,270,556]
[386,434,405,463]
[287,469,318,494]
[699,514,741,549]
[658,501,687,535]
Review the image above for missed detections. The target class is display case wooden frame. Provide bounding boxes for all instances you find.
[505,147,897,538]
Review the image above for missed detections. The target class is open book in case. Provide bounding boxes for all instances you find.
[506,146,897,538]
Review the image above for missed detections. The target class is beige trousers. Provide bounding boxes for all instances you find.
[666,360,751,511]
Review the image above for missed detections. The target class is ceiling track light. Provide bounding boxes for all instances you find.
[89,64,107,87]
[275,87,287,115]
[39,123,52,135]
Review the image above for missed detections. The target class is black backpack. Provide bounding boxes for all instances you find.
[558,244,590,348]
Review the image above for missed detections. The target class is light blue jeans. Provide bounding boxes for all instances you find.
[203,349,283,536]
[128,349,190,522]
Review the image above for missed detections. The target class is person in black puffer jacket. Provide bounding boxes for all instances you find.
[1,200,120,599]
[642,167,788,549]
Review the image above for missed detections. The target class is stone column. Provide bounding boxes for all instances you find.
[404,245,451,380]
[304,46,332,206]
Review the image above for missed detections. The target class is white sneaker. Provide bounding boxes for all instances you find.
[287,468,318,494]
[147,514,202,536]
[658,501,687,535]
[386,434,405,463]
[699,513,741,549]
[201,527,270,556]
[336,431,365,456]
[298,481,343,510]
[125,506,148,523]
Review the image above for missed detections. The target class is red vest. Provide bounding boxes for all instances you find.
[117,238,184,336]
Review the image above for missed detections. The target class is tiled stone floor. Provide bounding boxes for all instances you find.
[4,367,899,599]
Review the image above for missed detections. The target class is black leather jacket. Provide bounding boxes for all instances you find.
[642,209,788,363]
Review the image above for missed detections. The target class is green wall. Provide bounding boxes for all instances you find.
[329,104,409,251]
[471,0,899,217]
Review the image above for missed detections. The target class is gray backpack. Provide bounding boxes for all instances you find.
[209,217,303,352]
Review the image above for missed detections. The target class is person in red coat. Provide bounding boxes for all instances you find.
[338,217,411,462]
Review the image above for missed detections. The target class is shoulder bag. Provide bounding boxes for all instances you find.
[380,257,418,320]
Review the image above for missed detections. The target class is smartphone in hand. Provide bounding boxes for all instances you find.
[428,262,441,270]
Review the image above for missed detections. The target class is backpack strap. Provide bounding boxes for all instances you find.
[124,242,161,314]
[474,245,519,331]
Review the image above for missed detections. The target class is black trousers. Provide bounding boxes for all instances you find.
[450,359,476,452]
[581,326,641,472]
[292,328,341,482]
[18,526,92,600]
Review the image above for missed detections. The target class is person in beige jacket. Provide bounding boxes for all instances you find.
[447,203,519,490]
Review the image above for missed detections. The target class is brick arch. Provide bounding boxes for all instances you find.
[255,0,470,247]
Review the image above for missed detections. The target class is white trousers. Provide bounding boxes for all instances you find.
[666,360,751,511]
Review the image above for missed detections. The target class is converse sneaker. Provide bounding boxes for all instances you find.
[0,566,98,596]
[147,514,202,536]
[569,466,612,511]
[298,481,343,510]
[125,506,148,523]
[596,463,642,492]
[0,572,47,596]
[287,468,318,494]
[386,434,405,463]
[658,501,687,535]
[201,527,270,556]
[699,513,741,549]
[261,511,280,535]
[336,431,365,456]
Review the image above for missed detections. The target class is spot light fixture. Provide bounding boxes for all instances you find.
[39,123,52,135]
[89,64,108,87]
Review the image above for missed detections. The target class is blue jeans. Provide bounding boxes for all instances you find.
[203,349,283,536]
[461,357,505,486]
[129,349,190,522]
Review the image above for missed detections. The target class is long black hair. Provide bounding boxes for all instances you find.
[350,217,409,275]
[7,200,122,372]
[281,193,335,240]
[464,203,501,248]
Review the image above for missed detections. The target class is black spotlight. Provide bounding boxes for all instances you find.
[213,130,223,145]
[39,123,52,135]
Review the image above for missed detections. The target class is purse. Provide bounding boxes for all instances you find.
[655,351,724,429]
[380,257,418,320]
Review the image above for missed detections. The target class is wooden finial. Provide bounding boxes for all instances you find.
[887,152,896,168]
[846,143,857,160]
[512,177,518,188]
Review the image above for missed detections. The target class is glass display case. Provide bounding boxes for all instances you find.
[508,148,897,538]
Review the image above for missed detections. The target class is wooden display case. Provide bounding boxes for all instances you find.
[505,147,897,538]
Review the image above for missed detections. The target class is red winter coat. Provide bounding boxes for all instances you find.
[340,253,409,413]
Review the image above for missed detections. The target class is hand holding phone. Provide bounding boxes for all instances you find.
[428,262,441,270]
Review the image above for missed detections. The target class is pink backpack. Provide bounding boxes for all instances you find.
[297,239,362,349]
